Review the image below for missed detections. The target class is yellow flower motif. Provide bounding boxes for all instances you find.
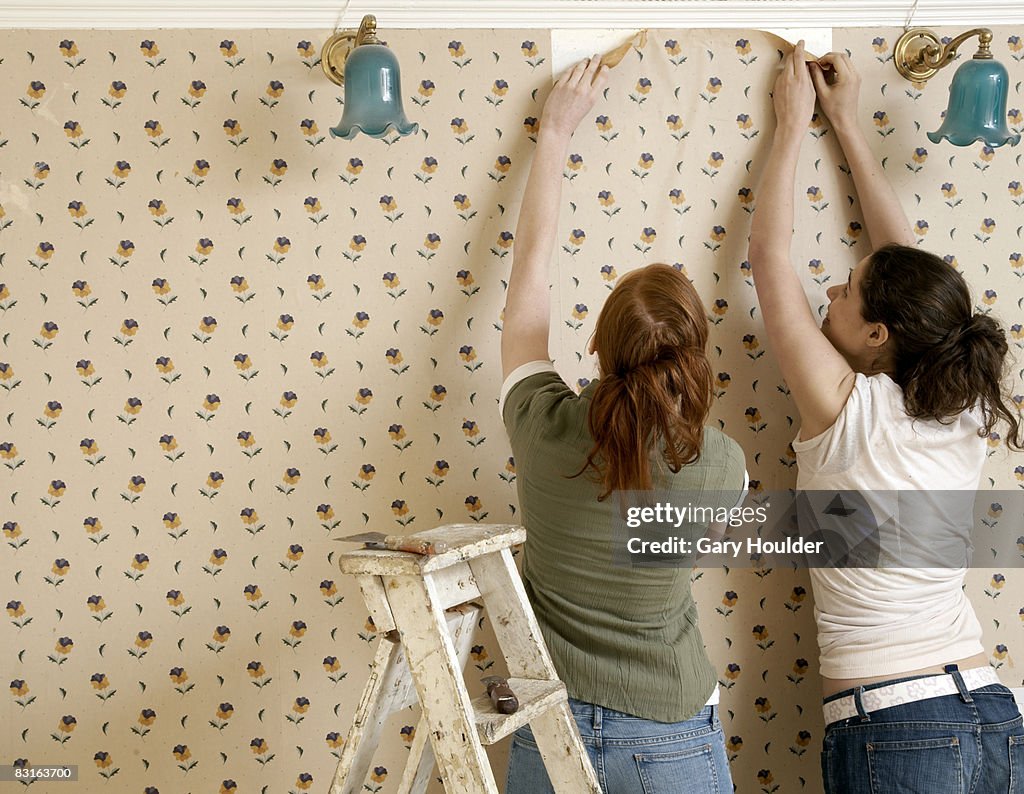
[27,82,46,99]
[220,41,238,56]
[188,81,206,98]
[230,276,249,292]
[40,323,59,339]
[67,202,88,218]
[283,469,301,485]
[145,121,164,138]
[301,120,319,137]
[64,122,83,139]
[273,238,289,253]
[454,195,471,211]
[60,41,79,57]
[88,596,107,612]
[266,81,284,98]
[492,80,508,96]
[196,239,214,255]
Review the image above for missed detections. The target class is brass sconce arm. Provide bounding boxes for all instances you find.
[895,27,992,82]
[323,14,380,86]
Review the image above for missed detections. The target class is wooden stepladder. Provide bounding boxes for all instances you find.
[328,524,601,794]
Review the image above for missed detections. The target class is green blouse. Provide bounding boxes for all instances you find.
[502,368,746,722]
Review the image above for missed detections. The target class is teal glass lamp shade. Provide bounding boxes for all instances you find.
[927,58,1020,147]
[331,44,418,140]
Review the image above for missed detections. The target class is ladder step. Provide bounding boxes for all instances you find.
[472,678,567,745]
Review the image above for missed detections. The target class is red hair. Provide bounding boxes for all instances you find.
[578,263,713,499]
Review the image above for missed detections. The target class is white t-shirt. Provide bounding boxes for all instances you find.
[792,372,986,679]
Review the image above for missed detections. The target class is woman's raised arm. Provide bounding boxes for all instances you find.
[502,56,609,379]
[748,43,857,440]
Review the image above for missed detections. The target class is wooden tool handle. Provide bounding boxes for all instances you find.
[485,678,519,714]
[386,537,449,555]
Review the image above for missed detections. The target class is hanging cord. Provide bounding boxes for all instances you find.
[333,0,353,35]
[904,0,921,30]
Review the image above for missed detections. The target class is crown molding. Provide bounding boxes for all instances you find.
[1,0,1023,29]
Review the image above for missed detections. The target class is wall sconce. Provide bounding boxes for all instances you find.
[322,14,418,140]
[894,27,1019,147]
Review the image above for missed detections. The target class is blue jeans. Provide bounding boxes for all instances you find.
[822,679,1024,794]
[505,698,732,794]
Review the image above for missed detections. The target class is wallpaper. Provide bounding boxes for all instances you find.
[0,25,1022,794]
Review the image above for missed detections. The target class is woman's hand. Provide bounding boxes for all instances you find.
[772,41,816,136]
[809,51,862,131]
[540,55,610,139]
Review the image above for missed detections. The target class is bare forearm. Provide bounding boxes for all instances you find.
[505,129,570,324]
[833,121,916,248]
[749,130,802,269]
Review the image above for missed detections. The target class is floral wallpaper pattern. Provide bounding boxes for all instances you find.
[0,25,1021,794]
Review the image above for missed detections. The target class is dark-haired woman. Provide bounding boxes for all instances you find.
[750,44,1024,793]
[500,56,745,794]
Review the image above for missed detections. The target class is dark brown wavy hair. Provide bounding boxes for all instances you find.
[860,244,1022,449]
[576,263,714,499]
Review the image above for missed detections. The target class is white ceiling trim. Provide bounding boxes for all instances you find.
[1,0,1024,29]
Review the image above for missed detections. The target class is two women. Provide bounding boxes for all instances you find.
[500,43,1023,793]
[751,43,1024,793]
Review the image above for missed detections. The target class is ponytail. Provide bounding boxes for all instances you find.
[861,245,1023,449]
[573,264,714,500]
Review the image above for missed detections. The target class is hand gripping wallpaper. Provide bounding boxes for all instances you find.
[0,25,1022,794]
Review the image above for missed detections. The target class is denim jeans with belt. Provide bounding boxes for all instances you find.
[822,671,1024,794]
[504,697,732,794]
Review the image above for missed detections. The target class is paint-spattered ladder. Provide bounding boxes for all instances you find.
[328,523,601,794]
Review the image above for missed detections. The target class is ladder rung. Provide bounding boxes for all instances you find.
[471,678,567,745]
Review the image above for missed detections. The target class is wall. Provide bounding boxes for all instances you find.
[0,25,1022,793]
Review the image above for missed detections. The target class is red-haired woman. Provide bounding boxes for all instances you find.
[750,43,1024,793]
[501,55,745,794]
